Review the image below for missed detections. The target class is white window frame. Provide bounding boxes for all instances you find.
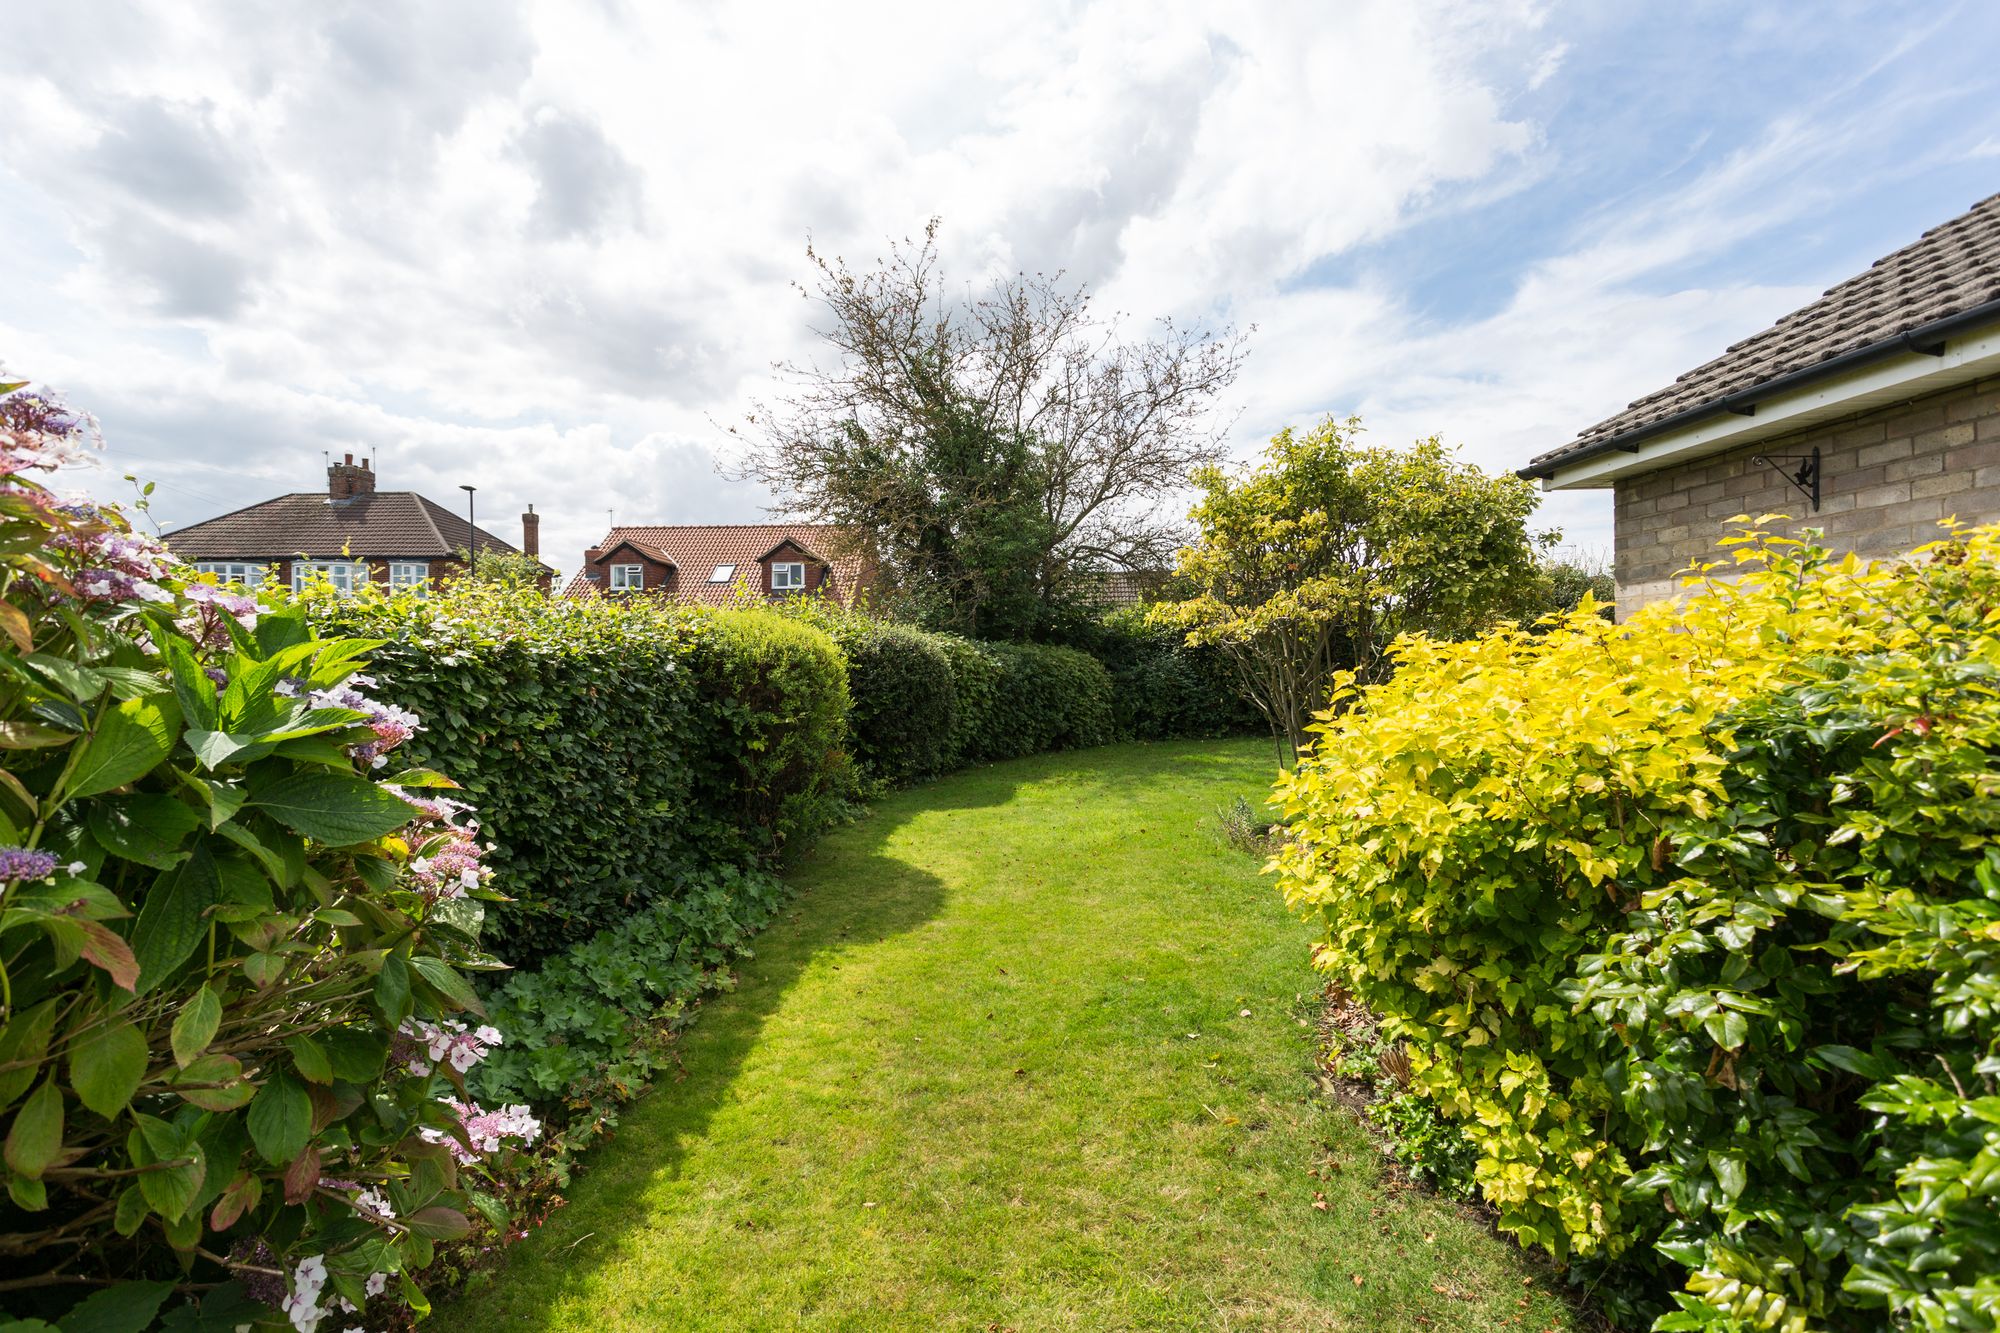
[194,561,267,586]
[771,561,806,592]
[609,563,645,591]
[388,561,430,593]
[291,561,370,596]
[708,564,736,584]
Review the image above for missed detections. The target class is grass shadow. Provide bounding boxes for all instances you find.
[445,767,1026,1319]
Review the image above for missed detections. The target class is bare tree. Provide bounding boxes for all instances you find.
[726,219,1247,636]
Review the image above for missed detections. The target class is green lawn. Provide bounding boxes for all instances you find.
[447,738,1584,1331]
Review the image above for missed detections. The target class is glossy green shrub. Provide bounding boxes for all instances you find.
[1274,522,2000,1330]
[0,381,526,1328]
[682,609,852,862]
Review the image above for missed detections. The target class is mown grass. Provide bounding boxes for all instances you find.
[447,738,1585,1331]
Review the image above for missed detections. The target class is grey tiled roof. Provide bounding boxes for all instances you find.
[164,492,521,560]
[1529,192,2000,471]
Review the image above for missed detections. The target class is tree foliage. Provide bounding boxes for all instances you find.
[1151,417,1550,760]
[730,219,1245,639]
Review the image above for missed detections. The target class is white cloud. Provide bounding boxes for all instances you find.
[1,0,1989,575]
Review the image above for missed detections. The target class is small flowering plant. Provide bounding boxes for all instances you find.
[0,374,531,1328]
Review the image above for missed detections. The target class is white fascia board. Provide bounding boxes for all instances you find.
[1541,319,2000,491]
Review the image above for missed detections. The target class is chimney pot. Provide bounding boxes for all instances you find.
[344,452,353,465]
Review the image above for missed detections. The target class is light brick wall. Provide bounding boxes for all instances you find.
[1612,374,2000,616]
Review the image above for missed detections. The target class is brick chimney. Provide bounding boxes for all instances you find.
[521,504,540,557]
[328,453,375,501]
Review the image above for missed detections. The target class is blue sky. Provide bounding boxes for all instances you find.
[3,0,1998,573]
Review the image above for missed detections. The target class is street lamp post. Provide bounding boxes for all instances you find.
[459,484,477,582]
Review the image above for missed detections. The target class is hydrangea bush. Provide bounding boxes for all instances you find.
[0,376,534,1329]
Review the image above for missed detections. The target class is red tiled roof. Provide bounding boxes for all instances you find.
[565,523,874,606]
[1530,191,2000,471]
[163,492,522,560]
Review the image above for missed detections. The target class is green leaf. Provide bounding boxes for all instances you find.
[411,955,484,1015]
[63,694,182,801]
[131,842,220,995]
[54,1280,173,1333]
[112,1182,147,1236]
[69,1019,149,1118]
[285,1035,333,1085]
[250,771,417,846]
[374,953,412,1025]
[0,721,76,750]
[128,1116,205,1222]
[3,1080,64,1178]
[171,985,222,1068]
[403,1205,473,1240]
[0,1001,62,1109]
[183,730,272,771]
[88,795,201,870]
[246,1070,311,1165]
[162,638,219,733]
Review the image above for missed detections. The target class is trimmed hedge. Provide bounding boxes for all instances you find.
[682,609,853,861]
[836,623,955,784]
[1080,606,1259,740]
[316,589,849,965]
[979,641,1114,759]
[1273,523,2000,1331]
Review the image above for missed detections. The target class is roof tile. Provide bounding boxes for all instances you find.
[163,492,522,560]
[1530,192,2000,469]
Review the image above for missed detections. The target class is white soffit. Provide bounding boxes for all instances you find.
[1542,318,2000,490]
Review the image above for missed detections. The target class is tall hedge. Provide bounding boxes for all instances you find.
[979,642,1114,759]
[1272,522,2000,1331]
[828,623,954,784]
[1078,605,1259,740]
[681,608,852,858]
[316,590,849,965]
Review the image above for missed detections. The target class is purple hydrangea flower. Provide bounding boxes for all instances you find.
[0,848,59,882]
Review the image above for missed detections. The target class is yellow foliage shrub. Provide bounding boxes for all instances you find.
[1270,520,1979,1265]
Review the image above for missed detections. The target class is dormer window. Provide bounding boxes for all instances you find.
[771,561,805,592]
[709,564,736,584]
[609,563,644,591]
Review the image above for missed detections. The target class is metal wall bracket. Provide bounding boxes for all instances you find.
[1750,445,1821,512]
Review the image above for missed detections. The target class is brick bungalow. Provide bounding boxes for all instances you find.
[566,523,876,606]
[1521,192,2000,617]
[164,455,543,592]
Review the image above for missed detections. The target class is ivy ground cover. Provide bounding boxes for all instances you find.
[446,739,1582,1330]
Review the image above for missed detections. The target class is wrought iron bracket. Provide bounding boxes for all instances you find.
[1750,445,1821,512]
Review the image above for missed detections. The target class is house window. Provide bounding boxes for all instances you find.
[194,561,267,587]
[708,564,736,584]
[609,564,644,591]
[771,561,806,592]
[292,561,369,596]
[388,562,430,593]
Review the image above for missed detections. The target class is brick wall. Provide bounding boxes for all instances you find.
[1613,374,2000,616]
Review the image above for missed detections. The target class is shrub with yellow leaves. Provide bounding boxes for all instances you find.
[1273,518,2000,1330]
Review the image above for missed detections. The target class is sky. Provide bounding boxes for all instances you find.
[5,0,2000,576]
